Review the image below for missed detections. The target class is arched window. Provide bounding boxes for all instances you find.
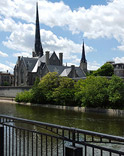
[21,69,24,83]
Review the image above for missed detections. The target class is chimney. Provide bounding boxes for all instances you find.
[59,53,63,66]
[32,51,35,57]
[18,56,21,65]
[45,51,50,65]
[71,65,76,78]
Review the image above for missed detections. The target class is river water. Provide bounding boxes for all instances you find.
[0,102,124,137]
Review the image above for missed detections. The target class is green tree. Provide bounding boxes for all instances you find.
[31,77,45,104]
[93,63,114,76]
[15,90,33,102]
[38,72,60,103]
[53,77,76,106]
[108,75,124,108]
[75,76,109,108]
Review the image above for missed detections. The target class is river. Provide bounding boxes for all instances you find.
[0,102,124,137]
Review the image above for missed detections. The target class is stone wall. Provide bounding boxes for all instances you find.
[0,86,31,98]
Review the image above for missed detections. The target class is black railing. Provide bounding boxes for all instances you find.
[0,115,124,156]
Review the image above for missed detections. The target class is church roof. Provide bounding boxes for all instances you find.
[75,67,86,77]
[60,68,71,76]
[46,65,86,77]
[47,65,66,75]
[32,53,52,72]
[81,41,87,63]
[60,67,86,77]
[22,57,38,72]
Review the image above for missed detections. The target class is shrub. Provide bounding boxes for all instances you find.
[93,63,114,76]
[108,75,124,108]
[15,90,33,103]
[53,77,76,106]
[38,72,60,103]
[75,76,109,108]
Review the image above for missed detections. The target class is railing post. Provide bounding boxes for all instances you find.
[65,129,82,156]
[0,125,4,156]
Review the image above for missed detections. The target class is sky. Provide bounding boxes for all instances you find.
[0,0,124,73]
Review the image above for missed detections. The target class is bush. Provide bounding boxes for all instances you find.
[53,77,76,106]
[15,72,124,109]
[75,76,109,108]
[108,75,124,108]
[38,72,60,103]
[92,63,114,76]
[15,90,33,103]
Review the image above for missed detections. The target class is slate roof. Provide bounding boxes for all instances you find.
[22,55,86,78]
[60,68,71,76]
[22,57,38,72]
[75,67,86,77]
[32,53,52,72]
[47,65,86,77]
[47,65,65,75]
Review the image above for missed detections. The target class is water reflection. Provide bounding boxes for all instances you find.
[0,103,124,137]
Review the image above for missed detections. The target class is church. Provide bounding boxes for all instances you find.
[14,3,87,86]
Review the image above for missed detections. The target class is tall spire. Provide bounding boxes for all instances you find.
[81,40,87,63]
[34,2,43,57]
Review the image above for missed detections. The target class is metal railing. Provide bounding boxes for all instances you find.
[0,115,124,156]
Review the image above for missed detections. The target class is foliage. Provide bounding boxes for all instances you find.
[92,63,114,76]
[15,90,33,103]
[30,77,45,104]
[108,75,124,108]
[38,72,60,103]
[15,72,124,109]
[75,76,109,108]
[53,77,76,106]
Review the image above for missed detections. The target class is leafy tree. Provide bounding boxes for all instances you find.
[53,77,76,106]
[108,75,124,108]
[93,63,114,76]
[75,76,109,108]
[31,77,45,104]
[38,72,60,103]
[15,90,33,102]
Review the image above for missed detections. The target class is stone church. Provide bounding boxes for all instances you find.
[14,3,87,86]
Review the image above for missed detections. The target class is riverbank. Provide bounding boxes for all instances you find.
[0,97,124,117]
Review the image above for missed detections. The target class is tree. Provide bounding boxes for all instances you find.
[108,75,124,108]
[93,63,114,76]
[38,72,60,103]
[75,76,109,108]
[53,77,76,106]
[30,77,45,104]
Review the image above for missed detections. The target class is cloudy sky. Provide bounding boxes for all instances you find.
[0,0,124,73]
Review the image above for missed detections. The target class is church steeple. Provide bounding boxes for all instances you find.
[81,40,87,63]
[34,2,43,57]
[80,40,87,73]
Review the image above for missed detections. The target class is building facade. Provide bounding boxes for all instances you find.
[0,71,14,86]
[14,3,87,86]
[113,63,124,77]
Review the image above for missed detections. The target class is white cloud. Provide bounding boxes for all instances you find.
[1,0,124,52]
[2,22,93,61]
[2,23,34,53]
[13,52,31,57]
[0,51,8,57]
[113,57,124,63]
[117,45,124,51]
[88,61,100,70]
[6,61,15,68]
[0,63,13,73]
